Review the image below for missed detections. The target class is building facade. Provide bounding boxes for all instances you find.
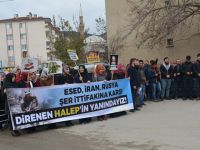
[0,13,60,68]
[105,0,200,64]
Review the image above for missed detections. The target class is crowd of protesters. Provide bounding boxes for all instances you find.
[0,53,200,136]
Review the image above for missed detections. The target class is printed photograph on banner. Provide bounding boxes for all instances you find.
[86,51,100,64]
[110,55,118,70]
[22,57,38,71]
[67,50,79,61]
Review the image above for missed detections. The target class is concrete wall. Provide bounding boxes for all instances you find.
[105,0,200,65]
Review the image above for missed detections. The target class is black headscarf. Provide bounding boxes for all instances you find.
[79,65,88,76]
[4,73,17,88]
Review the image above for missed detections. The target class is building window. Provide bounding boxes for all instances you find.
[6,34,13,40]
[8,56,15,62]
[46,31,50,38]
[165,0,170,6]
[46,41,51,50]
[7,45,14,51]
[166,38,174,47]
[21,44,27,50]
[6,23,12,29]
[19,23,24,28]
[20,33,27,39]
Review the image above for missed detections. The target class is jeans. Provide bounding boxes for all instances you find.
[145,83,151,99]
[139,84,145,105]
[151,82,161,99]
[161,79,172,99]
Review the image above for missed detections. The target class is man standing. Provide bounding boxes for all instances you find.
[138,60,146,106]
[194,53,200,100]
[182,56,194,100]
[173,59,183,99]
[160,57,174,100]
[128,58,141,111]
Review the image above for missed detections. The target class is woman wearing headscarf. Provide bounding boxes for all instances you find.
[60,66,74,126]
[110,64,127,118]
[74,65,91,124]
[27,70,40,88]
[93,64,108,121]
[62,66,74,84]
[17,72,28,88]
[3,73,20,136]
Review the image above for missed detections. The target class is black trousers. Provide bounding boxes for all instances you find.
[182,76,193,98]
[174,77,183,97]
[193,77,200,97]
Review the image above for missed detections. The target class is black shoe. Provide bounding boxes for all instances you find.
[65,121,74,127]
[142,103,146,106]
[129,109,135,112]
[11,130,21,137]
[26,127,36,133]
[47,124,57,129]
[135,108,140,111]
[182,97,187,100]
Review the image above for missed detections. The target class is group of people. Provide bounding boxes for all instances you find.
[0,63,127,136]
[0,53,200,136]
[127,53,200,111]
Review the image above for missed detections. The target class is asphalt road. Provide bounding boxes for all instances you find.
[1,100,200,150]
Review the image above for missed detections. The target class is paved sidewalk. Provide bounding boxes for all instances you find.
[1,100,200,150]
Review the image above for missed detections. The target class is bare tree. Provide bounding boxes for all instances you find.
[126,0,200,48]
[109,30,127,54]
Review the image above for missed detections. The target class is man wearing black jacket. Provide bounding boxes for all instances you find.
[173,59,183,99]
[182,56,194,100]
[160,57,174,100]
[194,54,200,100]
[128,58,141,111]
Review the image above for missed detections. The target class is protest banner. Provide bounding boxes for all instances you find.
[6,79,133,130]
[22,57,38,72]
[86,51,100,64]
[67,50,79,61]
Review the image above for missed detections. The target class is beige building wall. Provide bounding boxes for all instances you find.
[105,0,200,65]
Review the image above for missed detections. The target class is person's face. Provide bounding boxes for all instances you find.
[99,66,105,74]
[64,68,70,74]
[17,69,21,74]
[176,60,181,65]
[145,60,149,65]
[165,58,169,64]
[12,76,16,82]
[134,60,139,66]
[197,56,200,61]
[139,62,144,68]
[79,67,84,73]
[31,72,36,80]
[131,61,134,67]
